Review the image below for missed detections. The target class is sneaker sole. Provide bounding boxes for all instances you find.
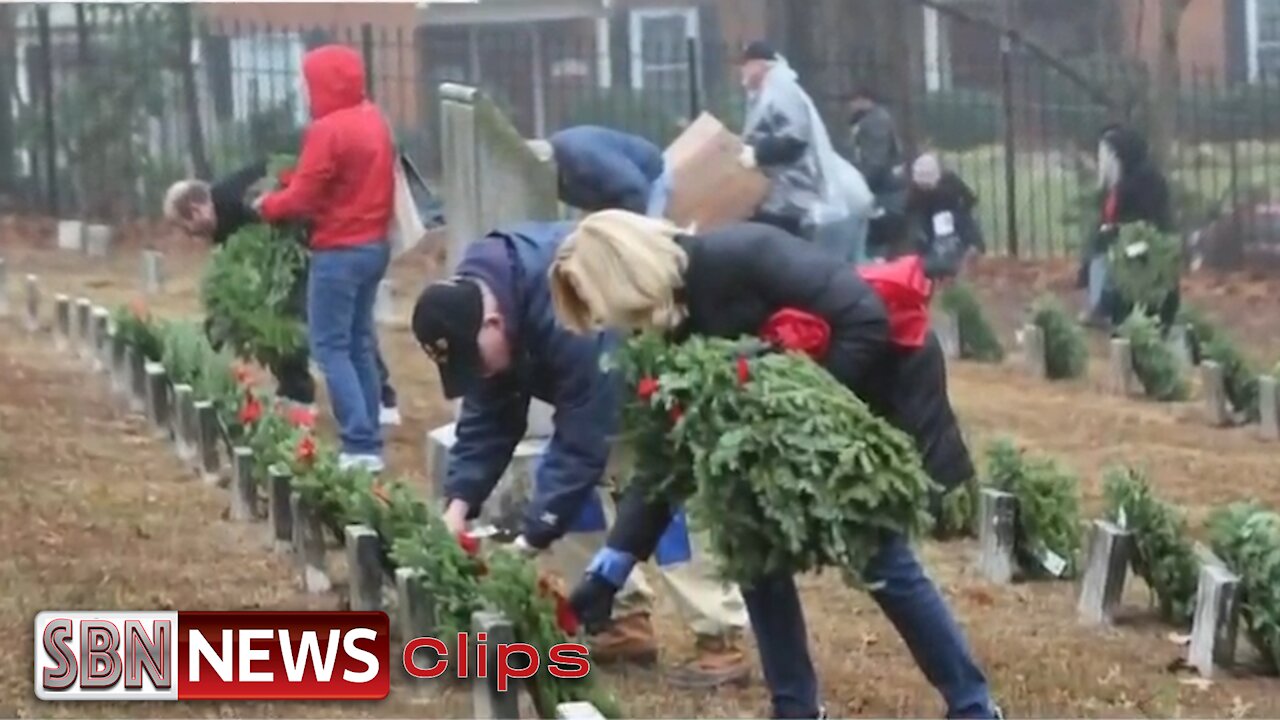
[664,666,752,689]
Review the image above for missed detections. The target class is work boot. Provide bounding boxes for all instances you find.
[585,612,659,666]
[666,633,751,688]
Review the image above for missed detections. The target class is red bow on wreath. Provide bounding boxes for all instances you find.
[761,255,936,357]
[453,532,580,635]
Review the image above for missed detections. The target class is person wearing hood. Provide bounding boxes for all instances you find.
[413,223,751,687]
[1077,124,1176,329]
[737,41,873,263]
[543,125,672,217]
[254,44,395,472]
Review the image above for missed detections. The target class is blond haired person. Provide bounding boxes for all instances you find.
[412,221,749,687]
[552,210,998,720]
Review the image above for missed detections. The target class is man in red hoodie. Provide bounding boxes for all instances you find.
[255,44,395,472]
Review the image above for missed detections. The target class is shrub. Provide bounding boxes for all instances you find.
[1032,294,1088,380]
[1207,503,1280,673]
[936,282,1005,362]
[984,437,1083,579]
[1119,310,1189,401]
[1204,334,1260,421]
[932,478,978,540]
[1102,466,1198,625]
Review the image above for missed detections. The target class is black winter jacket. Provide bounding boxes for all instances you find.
[608,222,974,561]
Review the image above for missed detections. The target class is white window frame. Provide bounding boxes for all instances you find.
[628,6,700,91]
[228,32,309,126]
[1246,0,1280,81]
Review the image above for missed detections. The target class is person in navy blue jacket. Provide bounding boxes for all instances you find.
[547,126,671,216]
[413,222,749,683]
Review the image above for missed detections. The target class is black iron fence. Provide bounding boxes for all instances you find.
[4,2,1280,268]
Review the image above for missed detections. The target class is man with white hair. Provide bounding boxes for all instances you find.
[905,153,985,279]
[737,40,873,262]
[163,164,402,423]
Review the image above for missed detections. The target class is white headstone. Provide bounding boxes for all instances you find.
[57,220,84,252]
[141,251,164,295]
[24,274,39,332]
[0,257,9,317]
[1258,375,1279,441]
[84,224,114,258]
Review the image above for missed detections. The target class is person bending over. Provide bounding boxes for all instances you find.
[547,210,999,720]
[164,166,402,424]
[412,221,750,687]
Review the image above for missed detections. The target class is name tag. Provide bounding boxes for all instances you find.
[932,211,955,237]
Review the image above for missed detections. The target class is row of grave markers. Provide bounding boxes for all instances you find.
[931,304,1280,438]
[3,260,604,720]
[975,487,1246,679]
[929,310,1256,679]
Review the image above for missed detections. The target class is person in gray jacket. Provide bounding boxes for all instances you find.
[849,87,910,259]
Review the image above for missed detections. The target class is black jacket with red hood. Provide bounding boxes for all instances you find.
[258,45,394,250]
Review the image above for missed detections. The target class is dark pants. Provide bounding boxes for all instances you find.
[270,345,396,407]
[744,533,994,719]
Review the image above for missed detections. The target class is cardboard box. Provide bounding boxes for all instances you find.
[663,112,769,232]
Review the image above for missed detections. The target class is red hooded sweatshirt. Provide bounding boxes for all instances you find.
[258,45,394,251]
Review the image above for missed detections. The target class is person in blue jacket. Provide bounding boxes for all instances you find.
[413,222,748,684]
[547,126,672,217]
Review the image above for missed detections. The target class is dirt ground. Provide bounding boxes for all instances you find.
[2,217,1279,718]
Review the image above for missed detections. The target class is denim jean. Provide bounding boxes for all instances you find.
[743,533,993,719]
[1086,254,1109,317]
[307,241,390,456]
[811,214,869,265]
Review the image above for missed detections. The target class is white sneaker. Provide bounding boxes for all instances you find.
[379,405,402,426]
[338,453,385,474]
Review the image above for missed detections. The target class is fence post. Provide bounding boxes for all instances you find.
[999,5,1018,258]
[36,5,57,216]
[686,36,702,120]
[361,23,376,101]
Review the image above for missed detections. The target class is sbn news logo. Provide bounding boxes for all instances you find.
[35,610,590,700]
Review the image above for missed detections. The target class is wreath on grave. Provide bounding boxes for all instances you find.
[1031,294,1088,380]
[1207,503,1280,673]
[612,332,937,587]
[983,438,1082,580]
[117,308,620,718]
[936,282,1004,363]
[1102,466,1198,625]
[1118,309,1189,402]
[1203,333,1260,422]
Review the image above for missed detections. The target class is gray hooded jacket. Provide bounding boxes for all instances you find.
[743,60,874,231]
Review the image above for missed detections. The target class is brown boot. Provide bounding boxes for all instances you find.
[586,612,659,666]
[666,634,751,688]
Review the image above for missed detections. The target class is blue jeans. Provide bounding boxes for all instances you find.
[744,533,993,719]
[307,241,390,456]
[811,214,869,265]
[1086,254,1109,317]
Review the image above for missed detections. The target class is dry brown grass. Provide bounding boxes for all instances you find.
[2,222,1279,717]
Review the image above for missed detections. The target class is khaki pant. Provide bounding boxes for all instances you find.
[537,447,748,640]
